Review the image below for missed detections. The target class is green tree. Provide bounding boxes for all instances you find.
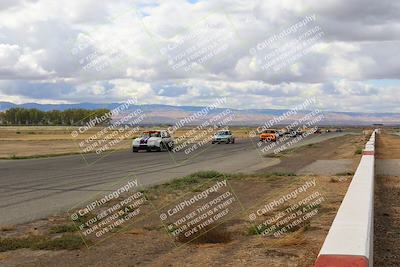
[0,108,111,125]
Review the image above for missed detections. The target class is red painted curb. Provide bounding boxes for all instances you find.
[314,255,368,267]
[362,151,375,155]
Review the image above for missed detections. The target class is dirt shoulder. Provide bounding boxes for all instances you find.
[258,134,365,175]
[374,132,400,266]
[374,175,400,266]
[376,132,400,159]
[0,171,353,267]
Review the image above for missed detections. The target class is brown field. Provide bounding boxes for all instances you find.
[374,132,400,266]
[0,126,130,159]
[0,126,254,159]
[376,131,400,159]
[0,125,362,159]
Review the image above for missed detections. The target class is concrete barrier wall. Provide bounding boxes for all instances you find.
[314,130,378,267]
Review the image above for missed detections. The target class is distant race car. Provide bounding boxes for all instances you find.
[277,128,287,137]
[283,128,300,137]
[132,130,174,152]
[211,130,235,144]
[259,129,278,142]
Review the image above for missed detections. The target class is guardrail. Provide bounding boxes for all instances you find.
[314,129,378,267]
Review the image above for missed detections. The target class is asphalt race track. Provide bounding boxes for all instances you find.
[0,133,347,225]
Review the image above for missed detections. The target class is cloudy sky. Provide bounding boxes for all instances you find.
[0,0,399,112]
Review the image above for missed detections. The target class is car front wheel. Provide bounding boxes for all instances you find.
[160,142,167,151]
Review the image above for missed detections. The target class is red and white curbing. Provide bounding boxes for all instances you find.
[314,129,379,267]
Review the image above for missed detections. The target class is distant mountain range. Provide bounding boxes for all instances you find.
[0,101,399,126]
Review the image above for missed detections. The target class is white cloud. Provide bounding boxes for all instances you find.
[0,0,399,112]
[0,44,54,78]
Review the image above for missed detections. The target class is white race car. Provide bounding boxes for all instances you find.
[211,130,235,144]
[132,130,174,152]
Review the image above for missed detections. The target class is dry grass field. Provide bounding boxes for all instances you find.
[0,126,255,159]
[374,132,400,266]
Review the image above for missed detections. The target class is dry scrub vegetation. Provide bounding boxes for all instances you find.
[0,170,353,267]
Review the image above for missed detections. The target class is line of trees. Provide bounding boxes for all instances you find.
[0,108,111,125]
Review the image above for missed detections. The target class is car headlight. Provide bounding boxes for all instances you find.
[132,139,139,146]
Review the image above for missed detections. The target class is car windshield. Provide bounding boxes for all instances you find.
[142,132,161,137]
[217,131,229,135]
